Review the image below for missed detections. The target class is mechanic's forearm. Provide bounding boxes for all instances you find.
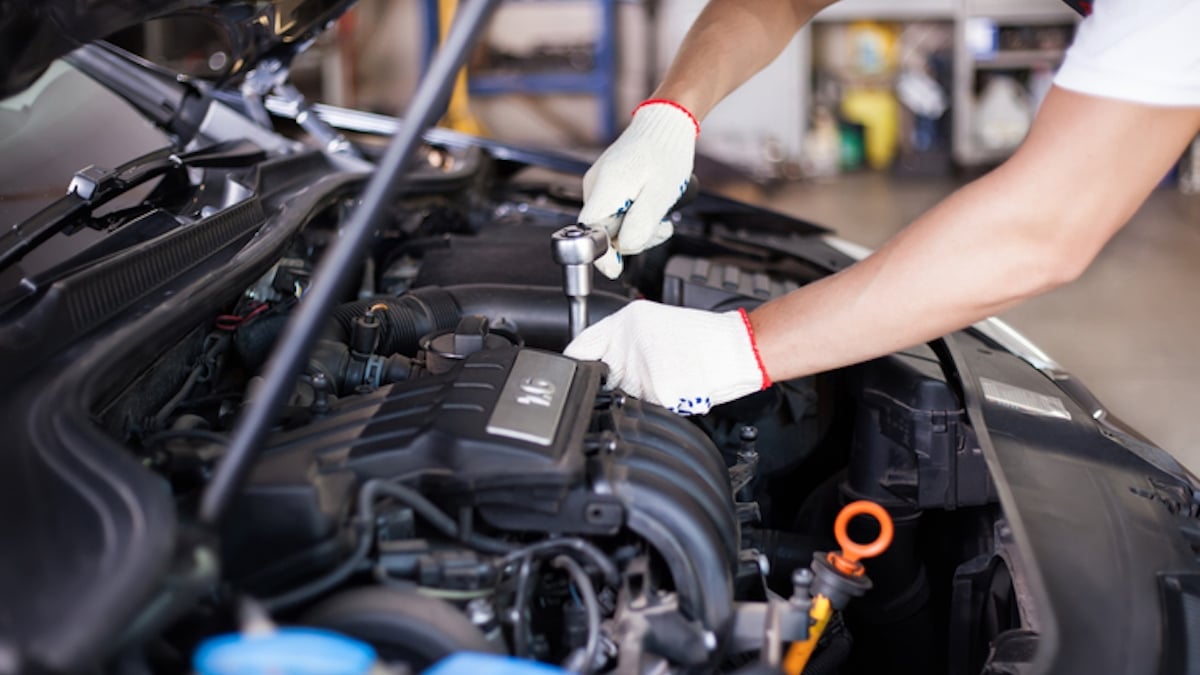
[749,87,1200,382]
[748,177,1060,381]
[652,0,833,119]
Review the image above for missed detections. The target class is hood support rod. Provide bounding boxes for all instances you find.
[200,0,503,525]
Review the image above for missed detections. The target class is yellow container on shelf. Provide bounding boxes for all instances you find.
[846,21,900,76]
[841,89,899,170]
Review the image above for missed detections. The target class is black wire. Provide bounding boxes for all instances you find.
[500,538,619,587]
[261,520,372,612]
[261,481,445,611]
[142,428,229,449]
[366,480,461,539]
[464,531,517,556]
[511,556,535,658]
[366,480,514,555]
[153,363,205,427]
[267,478,515,613]
[258,479,620,623]
[553,555,600,674]
[260,478,386,611]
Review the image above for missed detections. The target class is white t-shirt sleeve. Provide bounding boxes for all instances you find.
[1054,0,1200,107]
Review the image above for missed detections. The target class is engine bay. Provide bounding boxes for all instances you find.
[1,16,1193,675]
[85,143,1018,674]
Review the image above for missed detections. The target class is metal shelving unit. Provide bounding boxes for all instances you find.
[952,8,1075,166]
[421,0,619,141]
[810,0,1078,168]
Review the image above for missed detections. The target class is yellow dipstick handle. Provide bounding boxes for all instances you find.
[783,595,833,675]
[783,501,894,674]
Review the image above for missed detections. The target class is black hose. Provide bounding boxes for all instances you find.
[554,555,600,674]
[262,520,372,612]
[363,479,514,554]
[261,480,620,618]
[456,505,514,555]
[331,285,631,356]
[331,287,461,356]
[366,480,461,540]
[511,556,535,658]
[500,538,619,587]
[261,479,463,611]
[447,285,629,352]
[153,363,204,427]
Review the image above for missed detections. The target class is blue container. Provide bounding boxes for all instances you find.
[423,653,569,675]
[193,627,378,675]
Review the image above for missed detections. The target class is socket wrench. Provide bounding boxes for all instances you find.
[551,224,609,339]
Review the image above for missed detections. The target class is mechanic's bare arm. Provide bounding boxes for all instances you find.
[653,0,838,119]
[749,86,1200,382]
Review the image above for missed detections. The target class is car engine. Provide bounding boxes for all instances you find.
[90,141,1005,675]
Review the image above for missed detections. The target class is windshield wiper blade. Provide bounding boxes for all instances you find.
[0,139,266,273]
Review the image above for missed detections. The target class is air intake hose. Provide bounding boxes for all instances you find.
[331,284,631,355]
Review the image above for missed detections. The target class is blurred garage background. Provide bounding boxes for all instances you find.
[122,0,1200,471]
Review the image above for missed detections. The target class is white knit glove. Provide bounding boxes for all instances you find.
[579,100,699,279]
[564,301,772,415]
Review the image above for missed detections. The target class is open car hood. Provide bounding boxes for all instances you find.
[0,0,355,98]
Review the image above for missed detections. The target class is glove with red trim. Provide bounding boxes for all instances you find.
[579,100,699,279]
[563,301,772,415]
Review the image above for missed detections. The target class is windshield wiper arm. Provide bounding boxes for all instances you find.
[0,139,266,273]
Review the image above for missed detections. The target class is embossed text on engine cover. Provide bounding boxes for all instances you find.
[486,350,577,446]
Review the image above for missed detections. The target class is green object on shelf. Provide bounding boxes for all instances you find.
[838,120,865,171]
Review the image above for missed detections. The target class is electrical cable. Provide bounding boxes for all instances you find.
[261,520,373,612]
[364,480,513,554]
[264,478,517,612]
[510,555,535,658]
[365,480,460,540]
[500,538,619,587]
[259,478,393,611]
[553,555,600,674]
[259,477,621,628]
[152,363,205,427]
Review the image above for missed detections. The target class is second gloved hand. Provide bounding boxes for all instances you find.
[564,301,772,415]
[579,100,698,279]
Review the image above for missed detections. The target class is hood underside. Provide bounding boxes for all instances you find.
[0,0,354,98]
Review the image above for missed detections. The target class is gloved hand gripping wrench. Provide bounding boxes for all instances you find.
[551,224,609,340]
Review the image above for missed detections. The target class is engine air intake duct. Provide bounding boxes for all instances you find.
[331,285,631,355]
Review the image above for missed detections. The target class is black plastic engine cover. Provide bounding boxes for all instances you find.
[230,345,739,634]
[258,346,611,531]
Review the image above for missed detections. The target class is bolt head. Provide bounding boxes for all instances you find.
[792,568,814,587]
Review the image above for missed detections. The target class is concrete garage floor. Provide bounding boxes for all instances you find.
[737,172,1200,474]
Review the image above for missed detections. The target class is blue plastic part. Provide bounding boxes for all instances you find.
[423,653,569,675]
[193,628,378,675]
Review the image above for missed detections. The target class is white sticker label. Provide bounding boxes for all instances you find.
[980,378,1071,421]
